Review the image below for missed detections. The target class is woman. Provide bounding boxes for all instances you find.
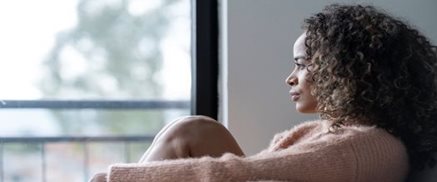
[91,4,437,182]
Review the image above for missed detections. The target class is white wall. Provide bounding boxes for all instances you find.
[220,0,437,155]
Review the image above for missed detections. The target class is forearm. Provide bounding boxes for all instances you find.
[108,153,249,182]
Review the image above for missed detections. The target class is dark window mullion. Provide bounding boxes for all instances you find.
[191,0,219,119]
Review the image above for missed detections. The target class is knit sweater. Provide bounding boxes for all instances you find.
[107,120,409,182]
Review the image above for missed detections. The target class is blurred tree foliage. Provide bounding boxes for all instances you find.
[40,0,181,135]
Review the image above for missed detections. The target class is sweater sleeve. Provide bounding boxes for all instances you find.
[107,136,357,182]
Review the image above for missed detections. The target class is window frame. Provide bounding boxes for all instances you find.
[191,0,219,119]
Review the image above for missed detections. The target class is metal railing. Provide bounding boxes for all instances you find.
[0,136,154,182]
[0,100,190,182]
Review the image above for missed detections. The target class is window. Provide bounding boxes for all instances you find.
[0,0,218,181]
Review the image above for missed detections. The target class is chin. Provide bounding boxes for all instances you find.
[296,104,317,113]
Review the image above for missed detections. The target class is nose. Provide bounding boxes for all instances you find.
[285,73,297,86]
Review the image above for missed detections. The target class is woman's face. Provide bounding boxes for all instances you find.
[285,33,318,113]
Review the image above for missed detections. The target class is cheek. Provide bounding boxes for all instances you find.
[297,79,318,113]
[300,76,312,93]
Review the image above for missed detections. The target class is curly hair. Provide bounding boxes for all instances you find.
[303,4,437,171]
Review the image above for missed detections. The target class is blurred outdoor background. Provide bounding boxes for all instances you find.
[0,0,191,181]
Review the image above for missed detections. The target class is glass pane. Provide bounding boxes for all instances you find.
[0,0,191,181]
[0,108,189,136]
[0,0,191,100]
[3,143,43,182]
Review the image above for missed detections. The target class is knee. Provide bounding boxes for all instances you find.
[177,115,218,127]
[160,115,225,143]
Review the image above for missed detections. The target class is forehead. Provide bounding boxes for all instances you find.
[293,33,306,57]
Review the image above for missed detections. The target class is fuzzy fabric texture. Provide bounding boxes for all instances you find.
[107,120,409,182]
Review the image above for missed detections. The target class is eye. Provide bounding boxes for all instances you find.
[294,62,307,70]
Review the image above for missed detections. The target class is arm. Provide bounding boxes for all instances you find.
[107,138,357,182]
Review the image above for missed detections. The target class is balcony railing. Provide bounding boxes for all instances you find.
[0,136,154,182]
[0,100,190,182]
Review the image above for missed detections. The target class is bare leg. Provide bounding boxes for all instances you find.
[139,115,244,162]
[89,116,242,182]
[138,117,187,162]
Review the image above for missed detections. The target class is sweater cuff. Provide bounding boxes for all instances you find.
[107,163,142,182]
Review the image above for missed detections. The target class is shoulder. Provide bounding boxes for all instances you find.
[333,125,409,181]
[337,124,405,149]
[331,124,407,157]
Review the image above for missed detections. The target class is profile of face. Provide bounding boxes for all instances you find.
[285,33,318,113]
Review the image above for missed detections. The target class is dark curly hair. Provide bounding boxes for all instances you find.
[303,4,437,171]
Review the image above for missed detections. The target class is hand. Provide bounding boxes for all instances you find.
[89,173,107,182]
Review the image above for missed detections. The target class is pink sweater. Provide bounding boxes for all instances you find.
[107,120,409,182]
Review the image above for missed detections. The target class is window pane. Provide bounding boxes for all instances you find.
[0,0,191,100]
[0,108,189,136]
[0,0,191,181]
[0,0,191,135]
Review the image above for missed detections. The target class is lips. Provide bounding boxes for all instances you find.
[289,91,300,101]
